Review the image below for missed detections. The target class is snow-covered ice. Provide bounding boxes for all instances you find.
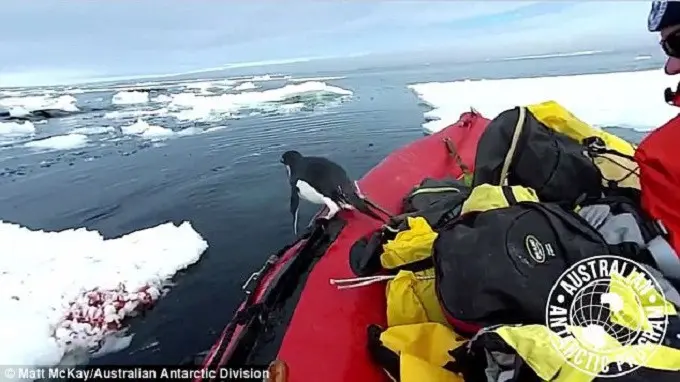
[167,80,352,121]
[0,94,79,113]
[25,134,88,151]
[111,91,149,105]
[0,221,208,369]
[0,121,36,136]
[122,119,175,139]
[232,82,258,91]
[71,126,116,135]
[408,68,679,134]
[1,79,353,148]
[103,108,167,120]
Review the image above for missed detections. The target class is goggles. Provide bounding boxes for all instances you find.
[661,29,680,58]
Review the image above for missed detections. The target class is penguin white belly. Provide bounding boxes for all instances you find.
[296,180,327,204]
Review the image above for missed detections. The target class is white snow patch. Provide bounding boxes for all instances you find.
[167,81,352,121]
[25,134,88,151]
[8,106,30,118]
[0,121,36,136]
[71,126,116,135]
[184,82,213,90]
[0,221,208,368]
[122,119,175,139]
[408,68,680,134]
[152,94,173,103]
[104,108,167,120]
[184,82,217,93]
[176,127,204,136]
[232,82,258,91]
[204,126,227,133]
[0,95,79,113]
[250,74,273,82]
[111,91,149,105]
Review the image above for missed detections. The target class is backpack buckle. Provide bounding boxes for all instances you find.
[582,136,607,154]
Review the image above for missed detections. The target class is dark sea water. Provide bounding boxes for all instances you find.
[0,48,668,365]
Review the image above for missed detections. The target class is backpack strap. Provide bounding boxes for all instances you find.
[366,325,401,381]
[499,106,527,186]
[582,136,636,161]
[349,226,398,277]
[582,136,639,189]
[385,256,435,275]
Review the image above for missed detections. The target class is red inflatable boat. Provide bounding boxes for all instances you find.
[192,111,491,382]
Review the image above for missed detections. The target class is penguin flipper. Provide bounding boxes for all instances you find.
[290,185,300,235]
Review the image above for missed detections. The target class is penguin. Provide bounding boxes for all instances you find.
[280,150,386,235]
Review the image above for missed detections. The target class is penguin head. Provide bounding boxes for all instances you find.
[280,150,303,166]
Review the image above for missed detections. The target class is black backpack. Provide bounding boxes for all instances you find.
[349,177,470,277]
[432,200,657,334]
[447,322,680,382]
[472,106,602,207]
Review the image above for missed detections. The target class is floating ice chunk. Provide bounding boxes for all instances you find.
[0,94,79,113]
[122,119,174,139]
[0,121,35,136]
[25,134,88,150]
[71,126,115,135]
[104,108,167,120]
[152,94,173,103]
[8,106,30,118]
[251,74,272,82]
[167,80,352,121]
[0,220,208,369]
[111,91,149,105]
[408,69,679,134]
[233,82,258,91]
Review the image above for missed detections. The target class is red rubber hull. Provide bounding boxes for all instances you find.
[277,112,491,381]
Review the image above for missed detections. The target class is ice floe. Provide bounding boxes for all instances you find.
[0,221,208,368]
[409,69,679,133]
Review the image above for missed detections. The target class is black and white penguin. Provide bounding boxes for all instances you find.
[280,150,386,234]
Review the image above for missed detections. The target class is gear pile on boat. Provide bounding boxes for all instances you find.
[344,101,680,382]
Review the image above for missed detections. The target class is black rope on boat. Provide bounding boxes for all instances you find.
[444,138,470,175]
[362,197,395,220]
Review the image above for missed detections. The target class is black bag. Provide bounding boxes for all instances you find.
[400,177,471,228]
[447,324,680,382]
[472,106,602,207]
[349,177,470,277]
[433,201,613,332]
